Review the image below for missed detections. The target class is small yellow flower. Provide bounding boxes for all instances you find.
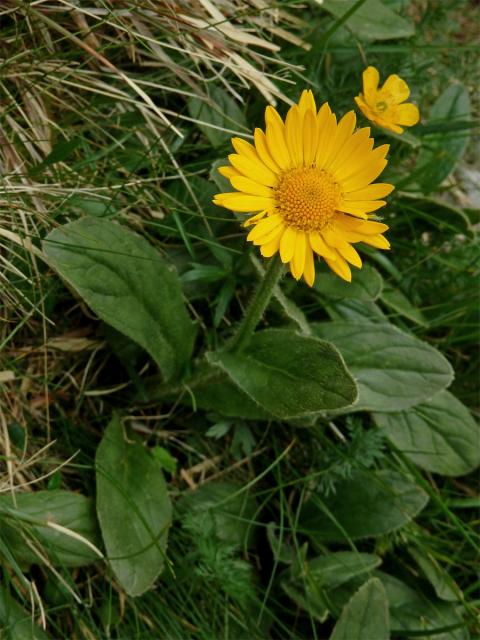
[355,66,420,134]
[213,90,392,286]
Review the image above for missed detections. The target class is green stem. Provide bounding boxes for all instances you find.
[227,255,284,352]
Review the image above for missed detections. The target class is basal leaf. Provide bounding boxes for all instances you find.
[190,363,272,419]
[0,587,50,640]
[381,285,428,327]
[209,329,358,419]
[303,552,382,590]
[374,390,480,476]
[95,416,172,596]
[312,321,453,412]
[322,0,414,40]
[300,470,428,541]
[43,217,196,381]
[283,551,382,622]
[315,264,383,301]
[330,578,389,640]
[416,84,471,191]
[375,571,467,640]
[0,491,101,567]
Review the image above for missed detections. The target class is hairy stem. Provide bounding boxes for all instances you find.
[227,255,284,352]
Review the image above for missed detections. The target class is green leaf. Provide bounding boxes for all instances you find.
[283,551,382,621]
[408,548,459,602]
[0,587,50,640]
[151,446,177,474]
[178,482,258,548]
[416,84,472,191]
[374,390,480,476]
[43,217,196,382]
[191,364,273,420]
[95,416,172,596]
[188,86,247,148]
[281,579,329,623]
[315,264,383,301]
[312,322,453,412]
[381,285,428,326]
[299,552,382,590]
[208,329,358,419]
[376,571,467,640]
[322,0,414,40]
[330,578,389,640]
[300,470,428,541]
[0,491,101,567]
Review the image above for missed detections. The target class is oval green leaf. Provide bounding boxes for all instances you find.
[0,587,50,640]
[43,217,196,381]
[315,264,383,301]
[209,329,358,419]
[95,416,172,596]
[322,0,414,40]
[300,470,428,541]
[0,491,101,567]
[312,322,453,412]
[330,578,389,640]
[374,390,480,476]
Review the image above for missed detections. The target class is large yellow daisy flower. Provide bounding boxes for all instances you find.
[213,90,393,286]
[355,66,420,134]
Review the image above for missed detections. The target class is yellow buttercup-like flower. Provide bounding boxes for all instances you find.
[355,66,420,134]
[213,90,392,285]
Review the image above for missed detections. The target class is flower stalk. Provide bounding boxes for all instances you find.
[227,255,284,352]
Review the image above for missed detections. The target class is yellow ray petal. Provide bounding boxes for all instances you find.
[303,243,315,286]
[230,176,273,198]
[229,154,277,187]
[291,231,306,280]
[337,199,387,215]
[333,137,375,182]
[219,192,274,212]
[362,66,380,103]
[342,183,394,200]
[231,137,258,160]
[323,228,362,268]
[265,117,291,171]
[309,232,336,260]
[265,105,285,129]
[254,221,285,247]
[243,210,268,227]
[298,89,317,116]
[302,109,318,167]
[218,165,241,179]
[279,226,297,263]
[335,215,389,235]
[315,112,337,168]
[327,110,357,166]
[361,234,391,249]
[381,74,410,103]
[247,214,282,242]
[285,104,303,167]
[260,234,282,257]
[328,127,371,175]
[325,250,352,282]
[395,103,420,126]
[341,159,388,192]
[254,128,281,174]
[317,102,332,126]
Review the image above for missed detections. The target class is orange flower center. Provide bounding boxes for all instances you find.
[274,167,340,232]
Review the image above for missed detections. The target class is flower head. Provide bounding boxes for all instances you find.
[213,90,392,285]
[355,66,420,134]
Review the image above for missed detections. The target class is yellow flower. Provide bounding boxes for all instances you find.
[355,66,420,134]
[213,90,392,286]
